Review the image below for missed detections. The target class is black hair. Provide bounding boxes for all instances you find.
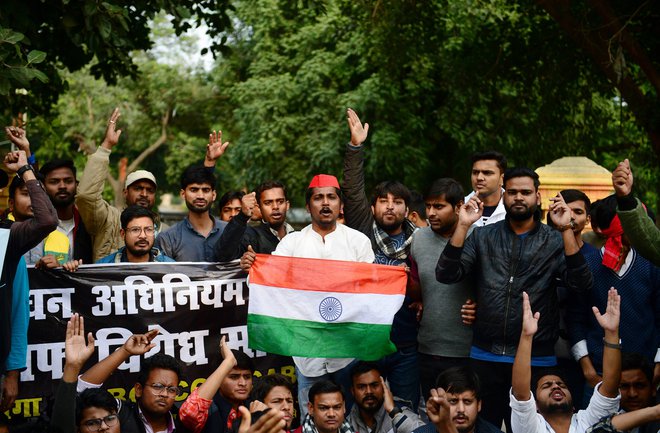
[305,187,343,205]
[255,180,288,205]
[503,167,540,191]
[408,190,427,219]
[251,374,294,402]
[180,164,216,190]
[591,195,618,231]
[434,366,481,400]
[425,178,464,207]
[559,189,591,213]
[308,380,344,404]
[136,353,183,386]
[120,205,157,229]
[622,352,653,384]
[8,171,44,199]
[39,159,77,178]
[547,189,592,228]
[531,367,568,399]
[219,191,245,209]
[75,388,118,426]
[370,181,411,207]
[350,361,381,382]
[232,349,256,373]
[471,151,508,173]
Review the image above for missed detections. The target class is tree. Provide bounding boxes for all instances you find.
[30,58,222,206]
[212,0,657,208]
[0,0,233,115]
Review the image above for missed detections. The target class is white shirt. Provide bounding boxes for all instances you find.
[464,190,506,228]
[273,223,375,376]
[509,383,620,433]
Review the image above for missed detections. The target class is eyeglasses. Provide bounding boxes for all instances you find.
[125,226,155,236]
[82,414,119,431]
[146,382,182,397]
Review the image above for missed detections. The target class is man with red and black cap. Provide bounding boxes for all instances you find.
[240,173,374,418]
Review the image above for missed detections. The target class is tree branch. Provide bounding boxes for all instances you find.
[126,109,170,174]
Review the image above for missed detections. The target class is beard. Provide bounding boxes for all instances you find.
[505,202,537,221]
[186,200,212,213]
[50,193,75,208]
[375,214,405,233]
[543,400,573,414]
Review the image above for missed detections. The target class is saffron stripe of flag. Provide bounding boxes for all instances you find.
[247,254,407,360]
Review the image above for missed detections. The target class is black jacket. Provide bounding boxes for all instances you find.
[117,399,190,433]
[436,217,592,357]
[214,212,281,261]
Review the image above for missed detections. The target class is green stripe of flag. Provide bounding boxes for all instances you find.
[248,314,396,361]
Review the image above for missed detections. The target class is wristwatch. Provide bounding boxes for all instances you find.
[388,407,402,418]
[556,219,576,232]
[16,164,34,179]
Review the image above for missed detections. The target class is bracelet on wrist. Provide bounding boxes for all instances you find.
[602,338,622,350]
[16,164,34,179]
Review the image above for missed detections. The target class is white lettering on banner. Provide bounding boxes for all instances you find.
[89,274,246,316]
[21,342,65,381]
[21,325,210,381]
[29,288,74,320]
[147,324,210,364]
[222,325,266,358]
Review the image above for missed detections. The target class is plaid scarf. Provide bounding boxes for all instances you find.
[300,413,355,433]
[372,219,418,261]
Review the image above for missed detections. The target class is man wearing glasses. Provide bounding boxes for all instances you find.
[95,206,175,264]
[76,329,190,432]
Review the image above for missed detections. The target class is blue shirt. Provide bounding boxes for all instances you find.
[155,216,227,262]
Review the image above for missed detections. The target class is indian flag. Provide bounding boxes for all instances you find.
[247,254,407,360]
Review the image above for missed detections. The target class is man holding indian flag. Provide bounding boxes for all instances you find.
[240,174,407,419]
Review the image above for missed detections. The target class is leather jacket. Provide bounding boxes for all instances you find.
[436,217,592,357]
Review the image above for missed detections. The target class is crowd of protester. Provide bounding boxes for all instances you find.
[0,106,659,433]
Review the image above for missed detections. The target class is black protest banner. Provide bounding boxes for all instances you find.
[6,262,294,424]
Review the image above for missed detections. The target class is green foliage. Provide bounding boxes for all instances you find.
[0,0,233,115]
[29,59,220,200]
[211,0,658,209]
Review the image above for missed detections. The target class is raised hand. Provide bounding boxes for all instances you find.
[380,376,395,412]
[347,108,369,147]
[205,130,230,166]
[238,405,285,433]
[548,192,572,226]
[4,126,31,154]
[457,195,483,226]
[121,329,159,356]
[65,313,96,370]
[241,192,257,218]
[612,159,633,197]
[426,387,453,429]
[240,245,257,272]
[4,150,28,173]
[220,335,237,368]
[101,108,122,150]
[593,287,621,334]
[521,292,539,337]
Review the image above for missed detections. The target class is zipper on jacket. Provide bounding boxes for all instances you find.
[502,234,522,355]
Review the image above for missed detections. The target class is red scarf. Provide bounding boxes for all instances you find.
[601,214,624,271]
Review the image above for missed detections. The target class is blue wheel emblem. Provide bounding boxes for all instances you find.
[319,297,342,322]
